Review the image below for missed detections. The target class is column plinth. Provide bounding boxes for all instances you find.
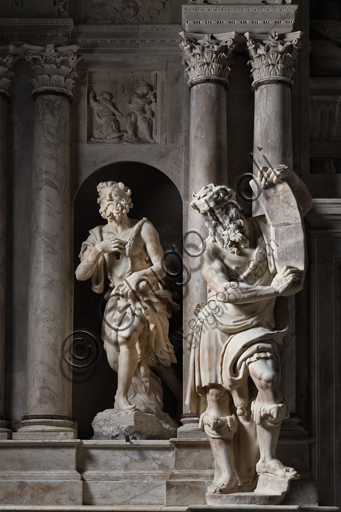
[179,32,235,421]
[15,45,81,440]
[0,46,18,439]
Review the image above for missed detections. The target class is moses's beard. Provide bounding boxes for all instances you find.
[207,205,249,255]
[99,200,129,221]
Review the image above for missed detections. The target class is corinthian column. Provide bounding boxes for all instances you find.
[15,45,81,440]
[246,32,302,419]
[179,33,235,417]
[0,46,18,439]
[246,31,302,195]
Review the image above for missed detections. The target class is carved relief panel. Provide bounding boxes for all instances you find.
[86,0,168,24]
[87,70,164,144]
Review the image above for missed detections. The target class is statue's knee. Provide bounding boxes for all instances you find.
[251,400,289,427]
[260,370,278,388]
[199,411,237,440]
[207,385,229,404]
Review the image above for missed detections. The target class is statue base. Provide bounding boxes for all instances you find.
[92,409,177,440]
[207,492,285,506]
[206,474,293,506]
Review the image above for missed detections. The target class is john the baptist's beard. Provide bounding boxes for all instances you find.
[99,200,129,221]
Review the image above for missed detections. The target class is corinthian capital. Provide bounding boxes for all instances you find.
[180,32,236,88]
[0,45,19,98]
[246,32,302,88]
[23,44,82,99]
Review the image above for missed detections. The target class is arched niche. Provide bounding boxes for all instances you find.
[72,161,183,439]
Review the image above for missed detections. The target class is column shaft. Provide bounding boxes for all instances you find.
[253,83,293,170]
[187,82,227,340]
[26,94,72,418]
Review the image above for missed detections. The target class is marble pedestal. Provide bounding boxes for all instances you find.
[0,440,82,506]
[79,440,174,506]
[167,436,316,507]
[0,437,319,508]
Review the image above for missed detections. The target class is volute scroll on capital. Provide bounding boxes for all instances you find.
[0,45,19,99]
[246,31,302,89]
[180,32,236,89]
[23,44,82,100]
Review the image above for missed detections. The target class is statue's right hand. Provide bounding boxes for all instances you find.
[97,238,127,255]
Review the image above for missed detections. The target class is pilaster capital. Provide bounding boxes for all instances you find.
[246,31,302,88]
[23,44,82,100]
[180,32,236,89]
[0,45,19,98]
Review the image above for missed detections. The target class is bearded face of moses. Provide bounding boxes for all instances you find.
[97,181,133,222]
[191,184,249,255]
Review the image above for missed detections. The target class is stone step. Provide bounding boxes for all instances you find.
[0,506,339,512]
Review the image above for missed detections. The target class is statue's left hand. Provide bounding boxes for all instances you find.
[258,165,291,189]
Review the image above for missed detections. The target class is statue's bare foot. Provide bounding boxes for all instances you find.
[207,472,238,494]
[115,395,137,412]
[256,459,299,480]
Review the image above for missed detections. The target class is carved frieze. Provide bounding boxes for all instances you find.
[246,31,301,87]
[87,0,167,24]
[24,44,82,99]
[180,32,236,88]
[182,5,298,35]
[0,45,19,97]
[88,71,160,143]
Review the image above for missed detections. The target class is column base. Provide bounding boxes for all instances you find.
[177,415,207,439]
[0,420,12,439]
[13,418,77,440]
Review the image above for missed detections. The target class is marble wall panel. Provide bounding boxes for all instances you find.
[78,440,174,473]
[0,481,82,506]
[83,480,165,505]
[0,440,80,472]
[307,199,341,506]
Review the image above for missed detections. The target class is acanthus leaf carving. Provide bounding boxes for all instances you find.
[180,32,236,87]
[0,45,19,97]
[24,44,82,99]
[246,31,302,87]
